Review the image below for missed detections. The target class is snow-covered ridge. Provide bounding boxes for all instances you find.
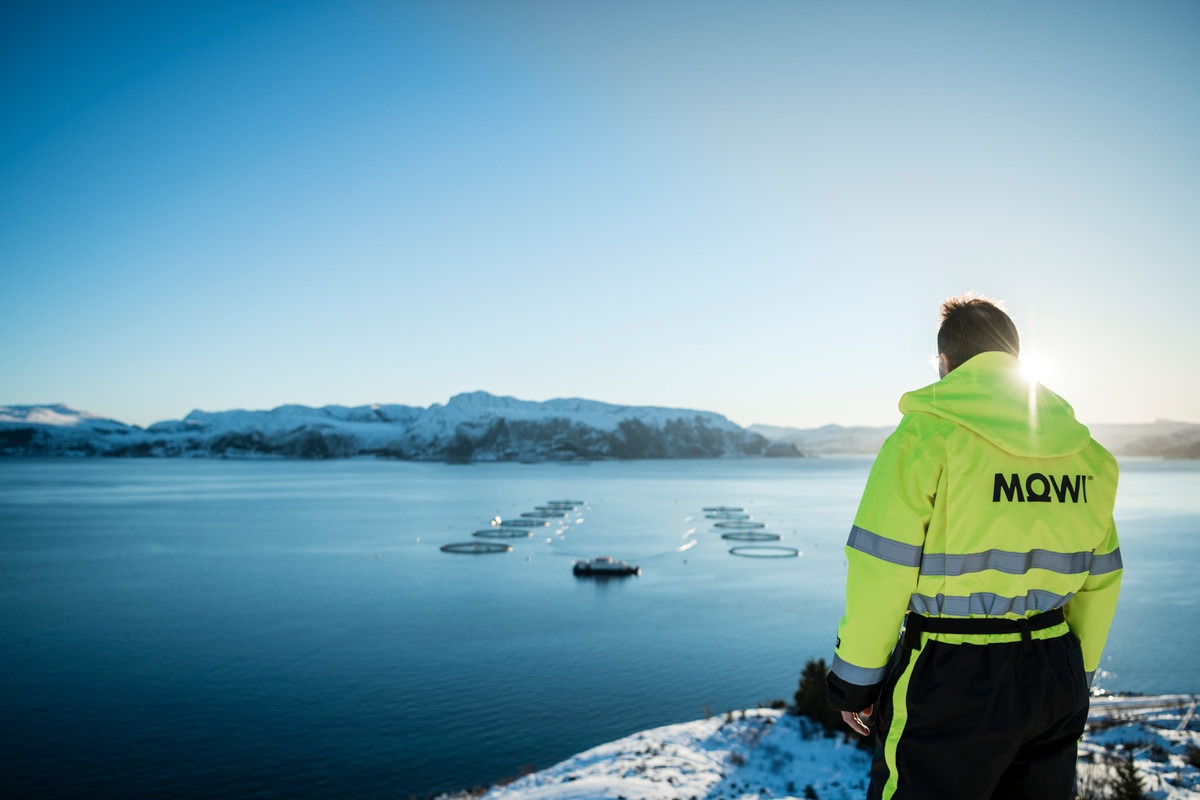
[0,403,131,431]
[7,396,1192,460]
[0,393,799,461]
[441,696,1200,800]
[749,424,893,456]
[751,420,1200,459]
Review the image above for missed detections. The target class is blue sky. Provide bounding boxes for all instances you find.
[3,1,1198,429]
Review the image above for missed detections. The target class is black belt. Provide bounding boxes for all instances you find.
[903,607,1065,654]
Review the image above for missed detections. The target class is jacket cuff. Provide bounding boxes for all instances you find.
[826,668,882,711]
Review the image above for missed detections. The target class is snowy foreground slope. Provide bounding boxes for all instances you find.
[440,697,1200,800]
[0,394,797,461]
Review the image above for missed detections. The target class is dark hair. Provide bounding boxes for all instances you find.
[937,293,1020,370]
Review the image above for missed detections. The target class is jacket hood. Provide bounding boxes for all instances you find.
[899,351,1092,458]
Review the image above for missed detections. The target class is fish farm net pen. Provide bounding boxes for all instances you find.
[472,529,534,539]
[728,545,801,558]
[720,531,782,541]
[440,542,512,554]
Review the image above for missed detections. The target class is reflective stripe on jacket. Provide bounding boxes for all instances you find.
[831,351,1122,699]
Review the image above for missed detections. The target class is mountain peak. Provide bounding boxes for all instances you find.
[446,390,518,408]
[0,404,109,427]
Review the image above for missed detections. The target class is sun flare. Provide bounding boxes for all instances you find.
[1019,352,1052,384]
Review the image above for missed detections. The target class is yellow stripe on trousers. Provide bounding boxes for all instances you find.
[882,645,919,800]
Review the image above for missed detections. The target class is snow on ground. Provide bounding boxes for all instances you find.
[477,709,868,800]
[440,696,1199,800]
[1081,696,1200,800]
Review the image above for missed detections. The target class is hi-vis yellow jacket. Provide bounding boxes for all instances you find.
[830,351,1122,702]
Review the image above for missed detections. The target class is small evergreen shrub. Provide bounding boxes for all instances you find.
[793,658,844,736]
[1074,751,1150,800]
[1109,752,1148,800]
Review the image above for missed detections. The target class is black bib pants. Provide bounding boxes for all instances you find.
[867,617,1090,800]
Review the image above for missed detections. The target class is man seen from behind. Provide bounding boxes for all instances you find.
[826,294,1123,800]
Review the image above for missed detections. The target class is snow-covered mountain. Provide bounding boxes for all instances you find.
[1089,420,1200,459]
[750,420,1200,459]
[5,397,1193,461]
[748,424,892,456]
[0,404,149,456]
[0,393,800,461]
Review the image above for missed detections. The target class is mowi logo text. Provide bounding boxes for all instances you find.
[993,473,1090,503]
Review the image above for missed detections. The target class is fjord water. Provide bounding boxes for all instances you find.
[1,457,1196,799]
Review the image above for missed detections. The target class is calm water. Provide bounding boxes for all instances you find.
[1,457,1196,798]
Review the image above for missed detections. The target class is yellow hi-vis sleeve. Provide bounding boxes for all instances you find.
[832,418,940,688]
[1064,518,1123,674]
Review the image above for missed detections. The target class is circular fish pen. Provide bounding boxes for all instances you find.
[440,541,512,554]
[548,499,584,506]
[537,504,576,512]
[706,512,750,520]
[714,520,766,529]
[729,545,800,558]
[721,531,782,542]
[522,510,567,518]
[703,506,744,513]
[472,529,534,539]
[497,519,550,527]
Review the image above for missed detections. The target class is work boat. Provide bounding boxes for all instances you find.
[572,555,640,577]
